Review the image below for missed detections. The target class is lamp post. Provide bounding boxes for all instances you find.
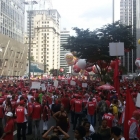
[23,0,38,81]
[112,0,115,24]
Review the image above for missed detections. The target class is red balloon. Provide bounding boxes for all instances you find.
[73,65,81,73]
[110,61,116,69]
[107,66,112,72]
[85,67,92,72]
[60,68,64,72]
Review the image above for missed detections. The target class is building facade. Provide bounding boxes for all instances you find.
[120,0,140,73]
[60,29,71,73]
[25,10,60,73]
[0,34,28,76]
[0,0,25,43]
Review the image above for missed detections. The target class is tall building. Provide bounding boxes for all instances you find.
[60,29,71,73]
[0,0,28,77]
[0,0,25,43]
[120,0,140,73]
[25,10,60,73]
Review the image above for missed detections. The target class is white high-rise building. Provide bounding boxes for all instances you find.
[60,29,71,73]
[0,0,25,43]
[120,0,140,73]
[0,0,28,77]
[25,10,60,73]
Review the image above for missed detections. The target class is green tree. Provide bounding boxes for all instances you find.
[28,56,34,61]
[63,21,135,82]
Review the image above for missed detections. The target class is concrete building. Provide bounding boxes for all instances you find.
[0,34,28,76]
[25,10,60,73]
[0,0,28,76]
[60,29,71,73]
[0,0,25,43]
[120,0,140,73]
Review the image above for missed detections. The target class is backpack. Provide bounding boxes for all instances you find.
[100,101,108,113]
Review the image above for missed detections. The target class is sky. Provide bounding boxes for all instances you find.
[25,0,120,35]
[52,0,120,35]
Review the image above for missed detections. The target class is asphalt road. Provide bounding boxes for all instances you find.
[14,115,75,140]
[13,114,99,140]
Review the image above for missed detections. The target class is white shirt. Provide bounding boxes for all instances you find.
[27,95,33,103]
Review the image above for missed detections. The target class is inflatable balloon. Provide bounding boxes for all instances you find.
[76,59,86,69]
[67,60,75,66]
[73,65,81,73]
[110,60,116,69]
[107,66,112,72]
[84,71,89,76]
[85,67,92,72]
[64,53,73,62]
[60,68,64,72]
[92,65,101,73]
[138,39,140,44]
[135,58,140,68]
[72,71,79,76]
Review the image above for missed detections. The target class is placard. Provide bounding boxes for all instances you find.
[54,80,58,88]
[41,84,46,91]
[31,82,40,89]
[70,80,76,86]
[109,42,124,56]
[82,83,87,88]
[136,93,140,107]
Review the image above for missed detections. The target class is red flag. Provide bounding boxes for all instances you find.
[124,89,136,140]
[113,59,120,94]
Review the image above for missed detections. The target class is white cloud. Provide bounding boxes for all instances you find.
[52,0,120,35]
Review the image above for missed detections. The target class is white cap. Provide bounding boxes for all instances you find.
[6,112,13,117]
[7,95,12,98]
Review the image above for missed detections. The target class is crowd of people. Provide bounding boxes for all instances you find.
[0,79,140,140]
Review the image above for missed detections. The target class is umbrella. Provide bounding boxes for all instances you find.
[97,84,115,90]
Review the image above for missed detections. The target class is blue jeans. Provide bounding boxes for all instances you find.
[87,114,94,126]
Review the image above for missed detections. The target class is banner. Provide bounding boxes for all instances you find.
[82,83,87,88]
[41,84,46,91]
[31,82,40,89]
[54,80,58,88]
[70,80,76,86]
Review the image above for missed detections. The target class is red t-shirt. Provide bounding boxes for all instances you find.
[32,102,42,120]
[4,119,14,140]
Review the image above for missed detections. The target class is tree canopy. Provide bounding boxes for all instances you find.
[63,21,135,64]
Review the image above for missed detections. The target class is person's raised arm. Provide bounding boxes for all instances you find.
[53,111,60,122]
[57,126,70,139]
[42,126,54,139]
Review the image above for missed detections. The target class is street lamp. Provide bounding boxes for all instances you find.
[23,0,38,80]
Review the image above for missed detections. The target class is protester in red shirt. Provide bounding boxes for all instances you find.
[102,108,117,128]
[0,101,4,137]
[0,112,14,140]
[16,100,28,140]
[86,97,96,127]
[42,100,50,134]
[27,97,34,135]
[32,97,42,140]
[70,96,76,124]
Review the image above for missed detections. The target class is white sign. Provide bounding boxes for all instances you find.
[54,80,58,88]
[109,42,124,56]
[82,83,88,88]
[70,80,76,86]
[41,84,46,91]
[31,82,40,89]
[136,93,140,107]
